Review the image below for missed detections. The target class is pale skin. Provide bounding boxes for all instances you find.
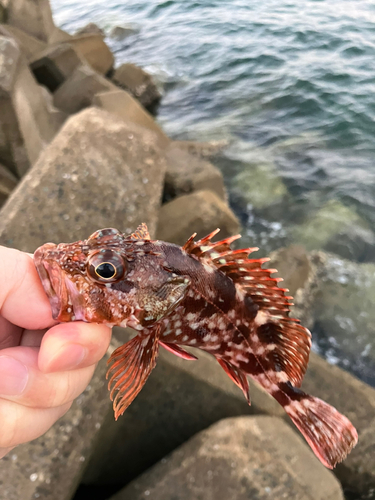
[0,246,111,458]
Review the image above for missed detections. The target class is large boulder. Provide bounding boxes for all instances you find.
[156,190,240,246]
[0,107,167,500]
[0,36,59,176]
[6,0,55,42]
[112,63,161,111]
[93,89,170,149]
[0,24,47,61]
[62,33,114,75]
[82,329,282,486]
[53,64,117,114]
[30,43,85,92]
[0,106,166,249]
[164,142,226,202]
[111,416,344,500]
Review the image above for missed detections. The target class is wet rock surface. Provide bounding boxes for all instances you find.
[156,190,240,245]
[110,416,344,500]
[293,200,375,262]
[75,23,105,37]
[112,63,161,110]
[312,254,375,383]
[110,25,140,40]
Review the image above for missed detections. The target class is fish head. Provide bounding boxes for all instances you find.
[34,227,190,327]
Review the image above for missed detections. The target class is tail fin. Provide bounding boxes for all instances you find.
[284,394,358,468]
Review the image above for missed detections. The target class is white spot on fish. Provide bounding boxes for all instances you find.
[254,310,269,326]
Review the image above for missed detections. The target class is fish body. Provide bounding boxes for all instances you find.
[34,224,358,469]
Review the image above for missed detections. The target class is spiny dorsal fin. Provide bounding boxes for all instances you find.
[183,230,311,387]
[129,223,150,241]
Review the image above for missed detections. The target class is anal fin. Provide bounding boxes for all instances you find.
[217,358,251,405]
[159,341,198,360]
[106,327,161,419]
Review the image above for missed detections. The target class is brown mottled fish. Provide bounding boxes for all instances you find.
[34,224,358,469]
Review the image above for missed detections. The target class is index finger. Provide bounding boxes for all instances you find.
[0,246,55,330]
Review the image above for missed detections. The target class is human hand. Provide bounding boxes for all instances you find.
[0,246,111,458]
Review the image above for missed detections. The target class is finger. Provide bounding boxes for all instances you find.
[0,347,96,408]
[0,246,56,330]
[0,398,71,449]
[39,322,111,373]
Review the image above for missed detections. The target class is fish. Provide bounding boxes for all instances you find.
[34,223,358,469]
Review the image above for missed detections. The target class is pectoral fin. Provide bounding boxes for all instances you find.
[106,326,161,419]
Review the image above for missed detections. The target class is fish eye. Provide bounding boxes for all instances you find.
[88,250,125,283]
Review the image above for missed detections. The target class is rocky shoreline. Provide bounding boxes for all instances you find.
[0,1,374,499]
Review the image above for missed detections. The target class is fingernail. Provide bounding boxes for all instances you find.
[0,357,29,396]
[48,344,88,372]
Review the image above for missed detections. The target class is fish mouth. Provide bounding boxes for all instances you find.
[34,243,85,322]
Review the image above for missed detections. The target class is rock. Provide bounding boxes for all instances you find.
[110,25,139,40]
[293,200,375,262]
[93,89,170,148]
[30,43,85,92]
[0,24,47,61]
[172,139,229,160]
[164,142,226,202]
[53,65,117,114]
[268,245,326,329]
[82,328,282,486]
[75,23,105,37]
[303,352,375,497]
[156,190,241,246]
[0,36,59,176]
[0,106,166,250]
[0,107,166,500]
[48,27,73,44]
[63,34,114,75]
[0,162,17,206]
[112,63,161,111]
[110,416,344,500]
[6,0,55,42]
